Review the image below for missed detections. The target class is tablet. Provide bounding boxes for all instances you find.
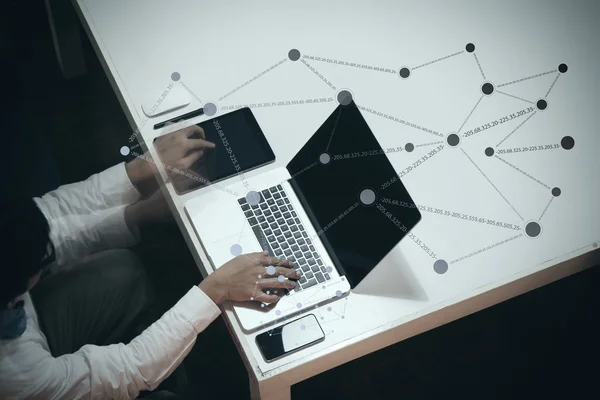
[168,107,275,194]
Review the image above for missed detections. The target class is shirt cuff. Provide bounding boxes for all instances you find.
[114,162,142,205]
[173,286,222,334]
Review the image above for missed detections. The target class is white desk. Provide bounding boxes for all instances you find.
[72,0,600,398]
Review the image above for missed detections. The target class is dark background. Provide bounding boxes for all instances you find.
[1,1,599,399]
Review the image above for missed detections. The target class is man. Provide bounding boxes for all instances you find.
[0,125,300,399]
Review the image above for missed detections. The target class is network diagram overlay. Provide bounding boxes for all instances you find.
[120,42,579,331]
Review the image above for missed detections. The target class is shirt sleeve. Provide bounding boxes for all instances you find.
[36,162,141,218]
[0,287,221,400]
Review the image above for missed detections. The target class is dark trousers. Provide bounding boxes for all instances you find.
[30,249,181,400]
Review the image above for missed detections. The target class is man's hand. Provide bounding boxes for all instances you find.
[198,252,301,305]
[125,123,216,196]
[155,123,215,173]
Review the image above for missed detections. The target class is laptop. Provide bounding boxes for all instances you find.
[185,100,421,331]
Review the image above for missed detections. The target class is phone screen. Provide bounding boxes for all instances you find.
[255,314,325,362]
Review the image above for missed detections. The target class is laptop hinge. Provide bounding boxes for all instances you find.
[286,176,351,284]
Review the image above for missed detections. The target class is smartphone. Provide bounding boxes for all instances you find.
[153,107,276,195]
[255,314,325,362]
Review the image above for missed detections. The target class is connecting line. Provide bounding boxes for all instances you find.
[450,233,523,265]
[412,50,464,70]
[376,202,437,258]
[300,58,337,91]
[217,58,288,102]
[473,53,486,79]
[380,197,522,231]
[289,162,318,179]
[460,148,524,221]
[357,105,444,138]
[220,97,335,111]
[326,107,343,152]
[497,69,557,88]
[494,155,551,190]
[179,80,202,105]
[458,95,484,135]
[379,144,445,191]
[545,73,561,97]
[539,197,554,221]
[496,90,535,105]
[302,54,397,75]
[496,112,537,147]
[416,141,444,148]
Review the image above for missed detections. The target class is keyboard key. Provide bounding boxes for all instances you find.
[272,242,280,249]
[305,271,314,280]
[292,211,297,217]
[317,259,323,266]
[307,258,316,265]
[284,198,290,204]
[294,218,301,224]
[284,231,292,238]
[274,212,282,219]
[251,204,259,209]
[312,252,319,259]
[293,232,302,239]
[297,239,305,246]
[311,265,320,273]
[249,217,258,226]
[241,204,250,211]
[270,223,278,229]
[298,276,307,285]
[320,266,327,273]
[303,279,317,288]
[277,235,285,243]
[273,192,281,199]
[293,285,303,292]
[302,232,308,238]
[258,216,265,223]
[277,218,285,225]
[269,187,278,193]
[274,229,282,236]
[238,198,247,205]
[324,273,331,280]
[270,206,278,212]
[275,249,283,256]
[315,272,325,283]
[262,190,272,198]
[284,250,292,257]
[281,225,289,232]
[298,225,304,231]
[298,257,306,265]
[286,219,294,225]
[306,238,311,245]
[264,210,272,216]
[280,206,288,212]
[261,222,269,229]
[281,243,289,249]
[255,210,262,216]
[267,235,275,242]
[288,238,296,245]
[283,212,291,219]
[309,245,316,252]
[267,216,275,223]
[264,228,272,236]
[288,256,296,263]
[294,251,303,259]
[267,199,275,206]
[303,252,311,259]
[290,225,298,232]
[277,184,283,190]
[244,211,253,218]
[260,203,268,210]
[291,245,299,252]
[300,245,309,252]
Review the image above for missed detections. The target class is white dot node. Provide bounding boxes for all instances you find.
[203,102,218,117]
[327,307,332,312]
[277,275,285,282]
[359,189,376,205]
[276,310,282,316]
[250,297,254,301]
[319,153,331,165]
[266,266,276,275]
[266,291,270,295]
[336,290,343,297]
[230,244,242,256]
[261,303,265,308]
[120,146,130,156]
[296,303,302,309]
[326,266,333,273]
[245,190,261,206]
[300,324,306,330]
[258,274,262,279]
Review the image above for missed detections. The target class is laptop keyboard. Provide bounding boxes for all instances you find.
[237,184,332,293]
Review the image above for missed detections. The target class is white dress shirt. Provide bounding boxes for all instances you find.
[0,162,221,399]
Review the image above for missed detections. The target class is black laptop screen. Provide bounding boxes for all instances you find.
[287,101,422,288]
